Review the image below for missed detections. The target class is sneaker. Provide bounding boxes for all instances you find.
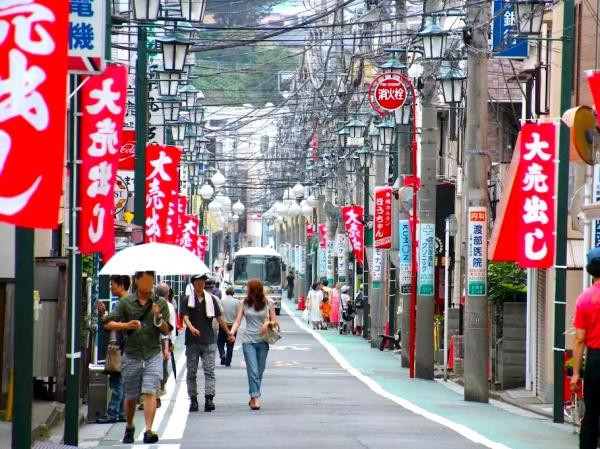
[96,415,116,424]
[204,395,215,412]
[143,430,159,444]
[117,416,127,423]
[189,396,199,412]
[156,398,161,409]
[122,427,135,444]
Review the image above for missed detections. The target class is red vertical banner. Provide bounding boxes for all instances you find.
[318,223,327,248]
[587,71,600,125]
[179,214,198,253]
[165,189,179,244]
[374,186,393,249]
[145,144,181,242]
[517,122,557,268]
[341,205,364,267]
[0,1,69,228]
[79,64,127,256]
[306,222,314,237]
[176,193,188,243]
[197,234,208,259]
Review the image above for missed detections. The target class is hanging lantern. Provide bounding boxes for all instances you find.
[157,95,181,122]
[157,70,184,97]
[179,0,207,22]
[437,67,466,105]
[515,0,546,35]
[419,17,448,59]
[131,0,160,21]
[158,33,192,72]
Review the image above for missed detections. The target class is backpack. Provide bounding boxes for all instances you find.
[354,292,364,309]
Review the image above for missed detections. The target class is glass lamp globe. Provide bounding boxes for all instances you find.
[306,195,319,208]
[211,170,226,188]
[208,200,221,213]
[292,182,305,199]
[232,200,245,215]
[199,183,214,200]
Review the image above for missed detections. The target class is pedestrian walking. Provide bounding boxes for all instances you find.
[572,247,600,449]
[217,286,239,367]
[181,274,235,413]
[306,282,324,330]
[330,282,341,327]
[286,270,295,300]
[96,275,130,424]
[353,284,366,335]
[339,285,353,335]
[156,282,177,407]
[320,296,331,329]
[102,271,173,444]
[206,277,222,299]
[230,279,278,410]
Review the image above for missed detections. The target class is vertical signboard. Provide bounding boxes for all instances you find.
[467,207,488,296]
[318,247,327,279]
[594,163,600,247]
[492,0,528,58]
[374,186,393,249]
[69,0,106,73]
[326,239,335,284]
[298,245,306,276]
[372,248,384,289]
[417,223,435,295]
[399,219,412,294]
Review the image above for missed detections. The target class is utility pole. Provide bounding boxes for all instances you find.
[133,26,148,229]
[553,0,575,423]
[463,0,490,402]
[415,9,439,379]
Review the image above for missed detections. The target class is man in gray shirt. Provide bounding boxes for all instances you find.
[217,287,240,367]
[181,274,234,412]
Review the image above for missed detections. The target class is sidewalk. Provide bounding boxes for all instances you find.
[0,400,65,448]
[282,298,578,449]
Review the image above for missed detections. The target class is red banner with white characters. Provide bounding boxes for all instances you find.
[374,186,393,249]
[0,1,69,228]
[118,129,136,170]
[79,64,127,256]
[197,234,208,259]
[179,214,198,253]
[318,223,327,248]
[176,194,188,243]
[306,222,314,237]
[145,144,181,242]
[516,122,557,268]
[587,71,600,126]
[341,205,364,267]
[165,189,179,244]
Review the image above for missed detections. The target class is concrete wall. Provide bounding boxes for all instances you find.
[0,224,14,279]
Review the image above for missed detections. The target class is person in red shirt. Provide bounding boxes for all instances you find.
[572,247,600,449]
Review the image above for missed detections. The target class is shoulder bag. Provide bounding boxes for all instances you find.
[263,322,282,345]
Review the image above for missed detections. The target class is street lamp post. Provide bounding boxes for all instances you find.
[357,146,373,338]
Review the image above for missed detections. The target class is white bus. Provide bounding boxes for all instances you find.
[231,247,283,315]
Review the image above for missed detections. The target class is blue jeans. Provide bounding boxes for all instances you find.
[242,342,269,398]
[107,373,124,419]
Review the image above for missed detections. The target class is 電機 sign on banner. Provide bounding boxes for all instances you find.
[399,219,412,294]
[467,207,487,296]
[0,0,69,228]
[417,223,435,296]
[341,206,364,267]
[517,122,557,268]
[374,186,393,249]
[145,144,181,243]
[79,63,127,256]
[68,0,106,73]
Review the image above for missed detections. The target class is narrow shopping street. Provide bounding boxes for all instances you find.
[91,310,479,449]
[76,303,576,449]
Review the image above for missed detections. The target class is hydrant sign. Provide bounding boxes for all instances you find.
[373,78,407,111]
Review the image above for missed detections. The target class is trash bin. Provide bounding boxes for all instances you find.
[87,364,108,423]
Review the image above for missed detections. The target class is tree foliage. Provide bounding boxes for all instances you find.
[192,37,300,106]
[206,0,282,27]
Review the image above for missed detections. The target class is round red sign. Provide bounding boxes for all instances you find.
[373,78,407,111]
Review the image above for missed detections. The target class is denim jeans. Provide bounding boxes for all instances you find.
[106,373,124,419]
[242,342,269,398]
[581,348,600,448]
[217,327,236,366]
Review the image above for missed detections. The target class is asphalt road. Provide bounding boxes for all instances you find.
[91,310,485,449]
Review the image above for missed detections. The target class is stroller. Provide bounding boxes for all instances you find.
[340,301,356,335]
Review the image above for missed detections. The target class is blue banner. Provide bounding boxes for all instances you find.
[492,0,528,58]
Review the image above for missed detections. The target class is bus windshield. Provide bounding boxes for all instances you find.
[234,256,281,286]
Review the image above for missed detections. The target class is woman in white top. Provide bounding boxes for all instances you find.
[306,282,324,330]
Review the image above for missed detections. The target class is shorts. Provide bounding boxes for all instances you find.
[121,352,163,400]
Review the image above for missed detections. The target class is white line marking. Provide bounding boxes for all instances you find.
[161,371,191,440]
[282,302,512,449]
[135,350,187,441]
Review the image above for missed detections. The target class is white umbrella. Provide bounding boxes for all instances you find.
[99,242,210,276]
